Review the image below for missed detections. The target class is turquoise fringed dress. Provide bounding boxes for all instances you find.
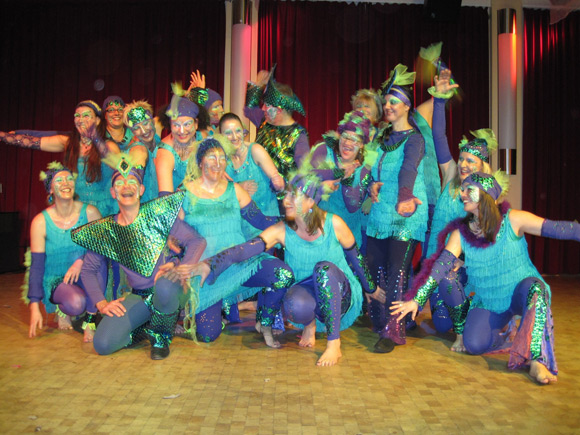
[182,182,271,313]
[75,159,117,217]
[225,143,280,239]
[413,111,441,214]
[39,204,88,312]
[462,210,549,313]
[367,132,428,242]
[284,213,363,332]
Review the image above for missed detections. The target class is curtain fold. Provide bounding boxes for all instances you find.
[523,9,580,274]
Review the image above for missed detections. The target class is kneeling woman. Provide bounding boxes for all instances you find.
[183,171,385,366]
[25,162,102,341]
[392,172,579,384]
[180,137,292,347]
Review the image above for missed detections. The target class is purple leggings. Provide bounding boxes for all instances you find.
[282,262,351,341]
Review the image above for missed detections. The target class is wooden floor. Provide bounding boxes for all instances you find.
[0,272,579,434]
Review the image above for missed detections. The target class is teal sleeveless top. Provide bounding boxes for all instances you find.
[41,203,89,312]
[226,143,280,239]
[426,181,465,257]
[75,159,117,217]
[182,182,270,312]
[284,213,363,331]
[462,210,549,313]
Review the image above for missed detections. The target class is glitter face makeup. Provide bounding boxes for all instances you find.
[171,116,197,146]
[458,151,483,181]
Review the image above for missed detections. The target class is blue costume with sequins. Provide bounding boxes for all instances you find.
[283,213,364,340]
[366,129,428,345]
[182,182,290,342]
[225,143,280,239]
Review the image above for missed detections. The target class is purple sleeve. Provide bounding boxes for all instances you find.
[432,98,453,165]
[80,250,108,306]
[169,218,207,264]
[293,132,310,169]
[16,130,66,137]
[244,107,266,128]
[309,144,337,180]
[397,133,425,204]
[28,253,46,303]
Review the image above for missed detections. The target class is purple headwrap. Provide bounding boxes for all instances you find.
[167,96,199,120]
[76,100,102,117]
[462,172,502,200]
[288,172,325,205]
[103,96,125,110]
[205,89,223,109]
[337,110,371,145]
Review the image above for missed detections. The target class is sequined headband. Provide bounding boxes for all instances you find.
[40,162,73,193]
[289,173,324,204]
[111,155,144,186]
[462,172,502,200]
[126,107,152,128]
[459,138,490,163]
[76,100,102,117]
[337,111,371,145]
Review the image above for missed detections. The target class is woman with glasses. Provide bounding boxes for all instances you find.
[102,96,133,151]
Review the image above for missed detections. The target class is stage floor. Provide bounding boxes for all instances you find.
[1,272,579,434]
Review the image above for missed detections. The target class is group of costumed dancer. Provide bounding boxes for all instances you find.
[2,47,578,382]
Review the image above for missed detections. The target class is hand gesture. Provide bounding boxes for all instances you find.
[154,261,175,284]
[240,180,258,196]
[369,182,383,203]
[63,259,83,284]
[340,161,361,179]
[396,197,422,217]
[434,68,459,95]
[97,297,127,317]
[390,300,419,322]
[322,179,340,193]
[187,70,206,93]
[29,303,43,338]
[369,286,387,304]
[176,262,211,288]
[256,70,271,87]
[271,173,285,192]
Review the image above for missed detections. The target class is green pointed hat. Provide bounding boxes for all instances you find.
[262,65,305,116]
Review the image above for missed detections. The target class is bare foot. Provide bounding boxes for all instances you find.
[317,339,342,367]
[530,360,557,385]
[255,323,281,348]
[57,315,73,330]
[83,327,95,343]
[450,334,466,352]
[299,320,316,348]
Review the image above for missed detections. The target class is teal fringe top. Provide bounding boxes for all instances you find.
[182,182,270,312]
[226,143,280,239]
[462,209,550,313]
[284,213,363,332]
[75,159,117,217]
[426,181,465,257]
[413,111,441,209]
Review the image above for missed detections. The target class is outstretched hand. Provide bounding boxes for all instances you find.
[176,262,211,289]
[256,70,270,87]
[434,69,459,95]
[188,70,206,93]
[390,300,419,322]
[396,197,422,217]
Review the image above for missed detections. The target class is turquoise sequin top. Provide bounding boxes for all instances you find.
[75,158,117,217]
[182,182,270,312]
[367,134,428,242]
[226,143,280,239]
[284,213,363,331]
[426,181,465,257]
[41,203,88,312]
[462,210,549,313]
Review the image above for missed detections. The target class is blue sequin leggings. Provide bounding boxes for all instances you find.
[195,257,291,343]
[283,262,351,341]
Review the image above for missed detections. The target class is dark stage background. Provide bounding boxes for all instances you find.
[0,0,578,273]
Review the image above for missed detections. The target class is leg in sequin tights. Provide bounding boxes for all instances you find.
[431,267,468,334]
[367,236,417,343]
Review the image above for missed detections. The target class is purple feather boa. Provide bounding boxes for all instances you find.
[407,201,511,300]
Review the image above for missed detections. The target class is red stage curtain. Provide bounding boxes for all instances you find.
[0,0,226,261]
[256,1,490,154]
[523,9,580,274]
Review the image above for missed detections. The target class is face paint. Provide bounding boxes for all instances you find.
[461,185,480,203]
[74,111,94,120]
[114,178,139,186]
[266,106,279,121]
[388,97,403,106]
